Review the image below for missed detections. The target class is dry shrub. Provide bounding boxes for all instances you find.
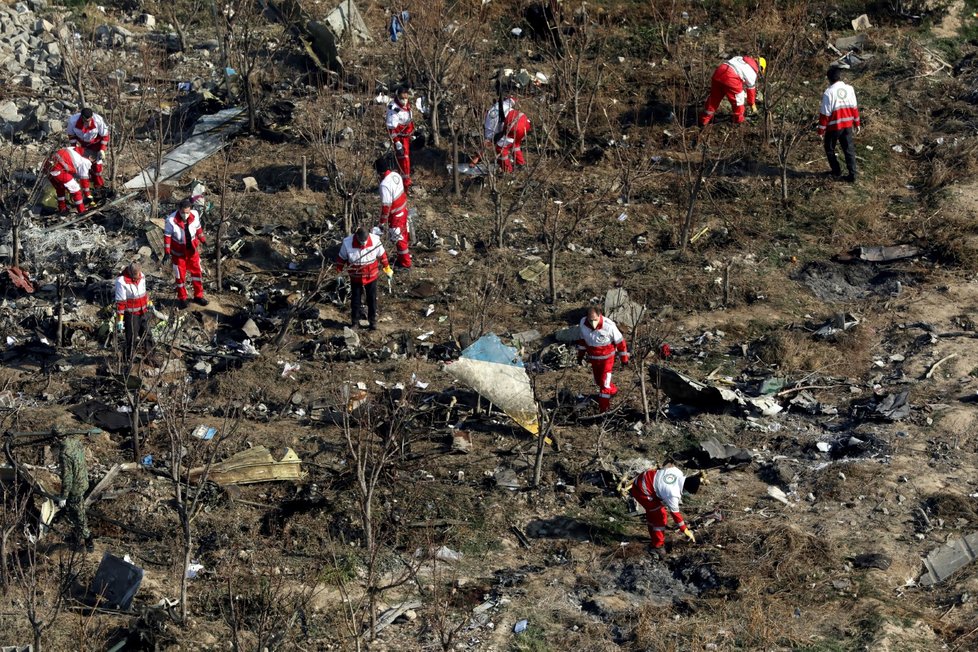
[753,327,876,377]
[809,461,884,501]
[730,522,834,588]
[922,493,978,522]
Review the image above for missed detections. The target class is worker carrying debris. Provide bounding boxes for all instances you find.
[164,198,209,309]
[375,157,412,268]
[114,262,158,361]
[54,433,94,553]
[336,226,393,331]
[576,305,629,413]
[630,462,704,559]
[483,96,531,172]
[66,107,110,192]
[699,56,766,126]
[818,66,861,183]
[45,146,93,214]
[386,87,415,189]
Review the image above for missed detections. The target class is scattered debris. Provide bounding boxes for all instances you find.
[88,553,144,610]
[919,531,978,586]
[519,260,549,283]
[814,313,860,340]
[924,353,957,379]
[697,438,752,466]
[851,552,892,571]
[856,245,920,262]
[648,365,782,416]
[766,486,790,505]
[189,446,304,485]
[851,14,871,31]
[604,288,644,329]
[445,333,538,434]
[450,429,472,454]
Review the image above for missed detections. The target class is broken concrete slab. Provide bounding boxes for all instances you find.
[189,446,304,485]
[124,107,248,190]
[919,531,978,586]
[604,288,644,329]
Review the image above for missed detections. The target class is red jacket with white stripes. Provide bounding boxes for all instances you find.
[114,272,149,316]
[164,210,206,258]
[47,147,91,178]
[632,467,689,531]
[67,112,110,149]
[336,234,390,285]
[576,316,628,362]
[818,81,860,136]
[385,100,414,137]
[379,170,408,224]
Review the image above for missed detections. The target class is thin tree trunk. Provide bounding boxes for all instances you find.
[181,518,191,622]
[547,242,557,304]
[12,218,20,267]
[680,156,706,252]
[450,121,460,196]
[131,391,140,463]
[56,276,64,348]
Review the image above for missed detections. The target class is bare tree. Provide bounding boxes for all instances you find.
[13,538,77,652]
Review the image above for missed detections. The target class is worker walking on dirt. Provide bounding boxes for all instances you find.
[630,462,703,559]
[336,226,393,331]
[375,157,412,268]
[818,66,861,183]
[164,198,208,309]
[576,306,629,413]
[54,434,93,553]
[699,56,766,127]
[114,262,157,361]
[66,107,110,192]
[386,87,415,189]
[483,96,532,172]
[45,146,93,214]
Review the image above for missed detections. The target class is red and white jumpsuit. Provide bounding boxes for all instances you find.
[700,56,760,126]
[576,315,628,412]
[46,147,91,214]
[164,209,206,301]
[336,233,390,327]
[379,169,412,268]
[67,112,110,188]
[630,466,691,550]
[114,271,150,360]
[484,98,531,172]
[386,99,414,188]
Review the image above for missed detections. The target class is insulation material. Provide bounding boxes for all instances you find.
[446,333,538,434]
[189,445,304,485]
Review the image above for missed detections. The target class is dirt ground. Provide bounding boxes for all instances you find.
[2,1,978,651]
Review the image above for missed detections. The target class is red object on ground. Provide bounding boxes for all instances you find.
[660,343,672,358]
[7,267,34,294]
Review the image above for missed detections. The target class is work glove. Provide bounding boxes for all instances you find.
[162,251,170,263]
[577,353,586,366]
[95,150,105,163]
[152,307,166,320]
[57,498,66,508]
[394,141,403,153]
[620,353,630,366]
[855,126,862,136]
[383,265,394,279]
[371,225,384,237]
[116,318,125,334]
[750,104,758,115]
[682,528,696,544]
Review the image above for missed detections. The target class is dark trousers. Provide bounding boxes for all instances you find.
[123,312,147,361]
[824,128,856,178]
[350,280,377,327]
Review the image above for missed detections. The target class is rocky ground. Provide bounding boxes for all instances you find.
[1,0,978,651]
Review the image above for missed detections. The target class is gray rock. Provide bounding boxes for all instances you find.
[138,13,156,28]
[341,326,360,348]
[44,41,58,56]
[14,3,30,15]
[0,100,21,123]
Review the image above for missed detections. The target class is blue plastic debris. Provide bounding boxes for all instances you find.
[514,619,528,633]
[461,333,524,368]
[389,10,409,42]
[141,454,153,466]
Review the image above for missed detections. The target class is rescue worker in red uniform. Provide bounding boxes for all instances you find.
[700,56,766,127]
[576,306,629,413]
[630,462,703,558]
[386,87,414,189]
[817,66,861,183]
[163,198,208,308]
[114,262,155,361]
[46,147,92,214]
[375,157,412,268]
[336,227,393,330]
[483,97,531,172]
[67,107,110,191]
